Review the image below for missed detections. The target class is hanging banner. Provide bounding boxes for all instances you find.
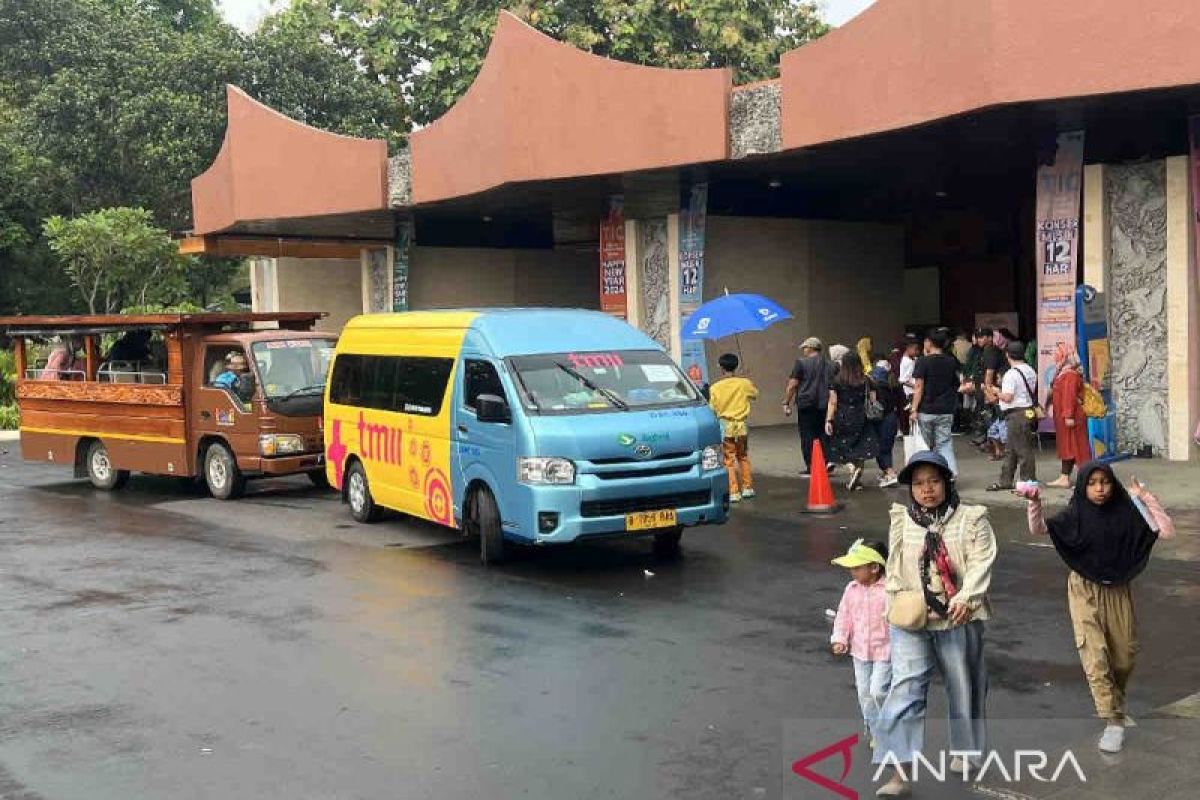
[599,196,627,318]
[678,183,709,386]
[1035,131,1085,421]
[393,217,412,312]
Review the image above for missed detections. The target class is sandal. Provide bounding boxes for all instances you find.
[986,483,1013,492]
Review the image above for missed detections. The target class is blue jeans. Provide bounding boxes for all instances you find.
[873,622,988,765]
[917,413,958,476]
[874,413,899,471]
[853,657,893,739]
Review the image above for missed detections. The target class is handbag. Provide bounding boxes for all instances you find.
[1081,383,1107,419]
[1016,368,1045,420]
[865,381,884,421]
[887,590,928,631]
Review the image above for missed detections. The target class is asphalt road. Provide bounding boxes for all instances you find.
[1,449,1197,799]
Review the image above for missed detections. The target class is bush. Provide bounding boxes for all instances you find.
[0,350,14,406]
[0,403,18,431]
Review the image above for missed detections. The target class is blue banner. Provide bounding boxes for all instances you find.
[678,183,708,386]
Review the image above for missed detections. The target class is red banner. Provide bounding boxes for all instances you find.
[599,197,627,319]
[1035,131,1085,419]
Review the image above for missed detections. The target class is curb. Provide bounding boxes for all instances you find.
[0,430,19,442]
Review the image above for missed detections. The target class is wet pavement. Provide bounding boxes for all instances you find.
[0,448,1197,799]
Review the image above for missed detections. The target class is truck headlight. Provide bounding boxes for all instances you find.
[518,457,575,485]
[701,445,722,471]
[260,434,304,457]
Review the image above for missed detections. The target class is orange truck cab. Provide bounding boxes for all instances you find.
[0,313,336,499]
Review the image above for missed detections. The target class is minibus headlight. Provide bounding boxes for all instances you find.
[260,434,304,457]
[701,445,722,471]
[518,457,575,485]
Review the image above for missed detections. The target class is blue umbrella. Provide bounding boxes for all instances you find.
[681,292,793,340]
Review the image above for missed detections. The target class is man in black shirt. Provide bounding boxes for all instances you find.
[911,328,961,476]
[783,336,834,476]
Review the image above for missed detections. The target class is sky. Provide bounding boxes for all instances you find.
[216,0,877,33]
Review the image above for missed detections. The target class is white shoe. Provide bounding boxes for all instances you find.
[950,756,971,776]
[1099,723,1125,753]
[741,488,756,499]
[880,475,899,488]
[875,774,911,797]
[730,493,741,503]
[847,466,864,492]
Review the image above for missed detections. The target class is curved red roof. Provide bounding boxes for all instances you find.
[781,0,1200,149]
[191,86,388,235]
[409,12,732,205]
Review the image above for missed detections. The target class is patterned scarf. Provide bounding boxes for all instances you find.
[908,476,961,617]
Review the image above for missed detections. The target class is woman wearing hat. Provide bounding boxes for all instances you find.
[872,451,998,798]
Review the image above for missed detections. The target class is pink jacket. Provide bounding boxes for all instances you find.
[831,580,890,662]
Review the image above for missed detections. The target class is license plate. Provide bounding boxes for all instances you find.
[625,509,678,531]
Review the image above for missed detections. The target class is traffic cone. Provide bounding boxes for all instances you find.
[802,440,841,514]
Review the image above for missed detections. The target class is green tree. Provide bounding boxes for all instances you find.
[273,0,829,128]
[43,207,192,314]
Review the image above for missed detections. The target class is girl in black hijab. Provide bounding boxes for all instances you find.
[1021,462,1176,754]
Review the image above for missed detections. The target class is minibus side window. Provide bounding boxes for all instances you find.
[329,353,452,416]
[463,360,506,412]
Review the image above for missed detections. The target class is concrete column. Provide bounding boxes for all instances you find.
[1165,155,1198,461]
[360,247,393,313]
[250,258,279,313]
[1082,164,1108,292]
[623,219,643,330]
[667,213,682,362]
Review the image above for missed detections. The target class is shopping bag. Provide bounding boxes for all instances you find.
[903,428,928,464]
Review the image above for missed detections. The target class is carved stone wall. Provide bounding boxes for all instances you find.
[364,249,391,313]
[1106,161,1169,455]
[639,219,671,350]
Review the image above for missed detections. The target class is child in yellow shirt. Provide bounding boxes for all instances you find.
[708,353,759,502]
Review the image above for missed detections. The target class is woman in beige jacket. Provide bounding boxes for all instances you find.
[873,451,997,798]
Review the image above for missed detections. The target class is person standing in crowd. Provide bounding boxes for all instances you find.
[709,353,758,503]
[986,341,1038,491]
[869,361,903,488]
[873,452,996,797]
[783,337,833,477]
[910,329,961,477]
[1046,342,1092,488]
[828,343,851,374]
[1020,465,1175,753]
[897,334,921,434]
[825,351,879,491]
[952,330,972,366]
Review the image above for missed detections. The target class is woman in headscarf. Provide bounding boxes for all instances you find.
[1020,465,1174,753]
[1046,342,1092,488]
[872,451,997,797]
[856,336,873,375]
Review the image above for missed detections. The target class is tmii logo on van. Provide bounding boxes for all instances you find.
[617,433,637,447]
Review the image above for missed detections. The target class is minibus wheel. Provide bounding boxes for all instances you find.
[346,461,381,523]
[85,440,129,491]
[204,441,245,500]
[470,487,505,565]
[652,527,683,558]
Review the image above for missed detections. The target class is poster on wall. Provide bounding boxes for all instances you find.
[393,217,412,312]
[678,183,709,386]
[599,196,627,318]
[1034,130,1085,421]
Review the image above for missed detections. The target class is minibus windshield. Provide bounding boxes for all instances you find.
[508,350,702,414]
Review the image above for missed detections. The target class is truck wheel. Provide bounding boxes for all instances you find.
[652,527,683,559]
[469,487,505,565]
[345,461,381,523]
[307,469,330,489]
[204,441,245,500]
[86,440,129,491]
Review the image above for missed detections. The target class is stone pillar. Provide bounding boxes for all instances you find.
[1165,155,1198,461]
[636,218,671,351]
[1106,161,1169,456]
[624,219,643,330]
[1082,164,1109,292]
[249,258,279,312]
[666,213,682,362]
[360,247,393,313]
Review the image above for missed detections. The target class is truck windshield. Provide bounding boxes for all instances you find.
[508,350,702,414]
[251,339,337,399]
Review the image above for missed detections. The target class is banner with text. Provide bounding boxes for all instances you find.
[393,217,412,312]
[1035,131,1085,420]
[599,196,627,319]
[678,183,709,386]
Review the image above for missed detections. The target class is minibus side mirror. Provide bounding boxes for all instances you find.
[476,394,511,424]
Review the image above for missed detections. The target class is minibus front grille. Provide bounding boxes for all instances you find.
[588,451,693,465]
[580,490,711,518]
[594,464,692,480]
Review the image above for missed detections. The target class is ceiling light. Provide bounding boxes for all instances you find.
[768,178,783,189]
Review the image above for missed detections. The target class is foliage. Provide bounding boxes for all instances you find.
[273,0,829,127]
[0,350,14,406]
[0,403,18,431]
[43,208,192,314]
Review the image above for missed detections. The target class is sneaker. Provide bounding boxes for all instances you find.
[799,470,812,479]
[730,493,742,503]
[875,774,911,797]
[949,756,971,776]
[847,466,864,492]
[741,488,756,499]
[880,475,899,489]
[1099,723,1125,753]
